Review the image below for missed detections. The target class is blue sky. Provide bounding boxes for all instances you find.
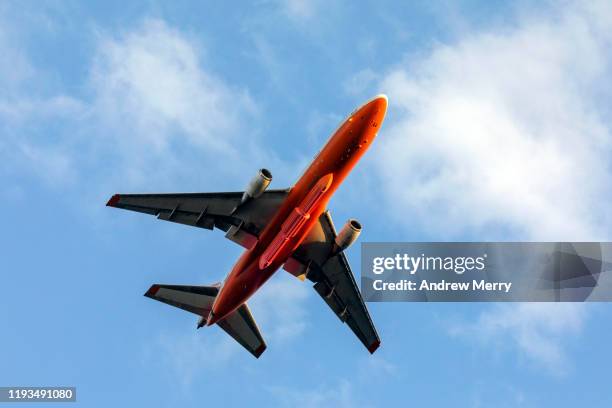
[1,1,612,407]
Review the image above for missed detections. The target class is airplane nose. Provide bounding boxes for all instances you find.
[362,94,388,130]
[374,93,388,105]
[371,94,388,113]
[356,94,388,121]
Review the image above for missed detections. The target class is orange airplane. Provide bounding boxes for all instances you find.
[107,95,387,357]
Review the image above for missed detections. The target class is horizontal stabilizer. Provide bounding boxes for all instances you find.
[144,284,266,358]
[144,284,219,316]
[218,303,267,358]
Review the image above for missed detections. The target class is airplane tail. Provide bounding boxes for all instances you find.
[144,284,266,358]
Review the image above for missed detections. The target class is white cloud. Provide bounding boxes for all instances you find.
[249,273,310,343]
[16,142,75,186]
[449,303,588,375]
[0,8,85,186]
[376,0,612,240]
[0,95,84,188]
[0,95,86,124]
[0,12,33,95]
[468,380,529,408]
[88,19,262,188]
[343,68,379,96]
[91,19,255,153]
[267,380,364,408]
[277,0,320,21]
[1,17,262,191]
[150,331,237,387]
[375,0,609,376]
[265,355,394,407]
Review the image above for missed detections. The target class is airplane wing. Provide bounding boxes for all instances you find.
[289,211,381,353]
[144,284,266,358]
[106,189,289,247]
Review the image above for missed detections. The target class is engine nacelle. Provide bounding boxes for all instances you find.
[241,168,272,203]
[334,219,362,252]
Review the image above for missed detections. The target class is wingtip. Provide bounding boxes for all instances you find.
[144,284,160,298]
[254,344,267,358]
[106,194,121,207]
[368,340,381,354]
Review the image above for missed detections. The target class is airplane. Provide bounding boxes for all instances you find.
[106,94,387,358]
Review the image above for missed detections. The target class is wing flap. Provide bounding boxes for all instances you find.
[107,189,289,237]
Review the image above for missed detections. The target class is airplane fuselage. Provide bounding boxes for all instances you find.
[207,95,388,325]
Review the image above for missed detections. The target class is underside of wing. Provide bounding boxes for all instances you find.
[107,189,289,245]
[289,211,381,353]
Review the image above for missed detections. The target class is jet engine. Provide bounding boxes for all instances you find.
[334,219,362,252]
[241,168,272,203]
